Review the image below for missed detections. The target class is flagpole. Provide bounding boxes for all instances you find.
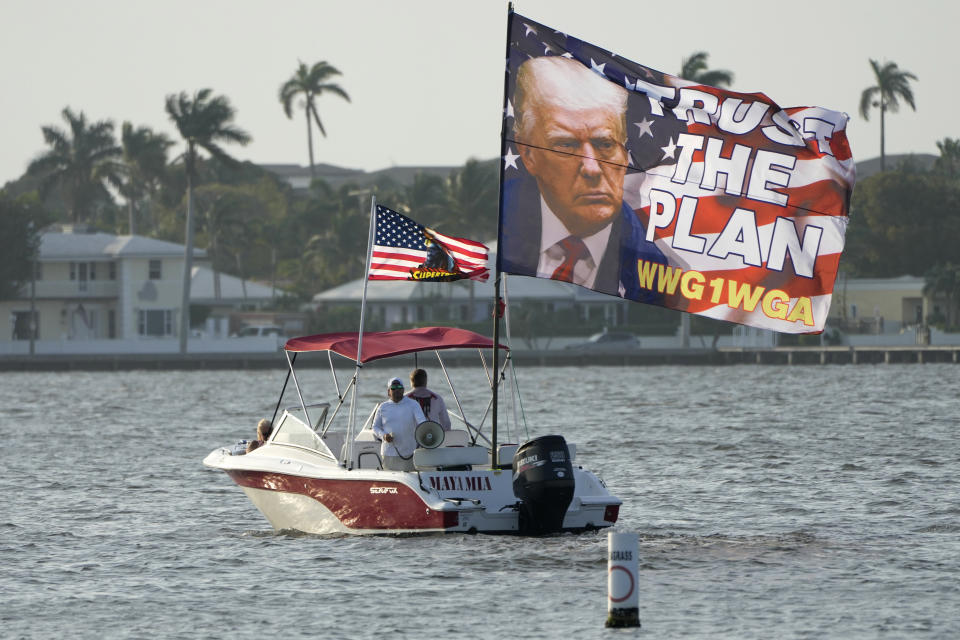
[357,194,377,349]
[491,2,515,469]
[346,194,378,467]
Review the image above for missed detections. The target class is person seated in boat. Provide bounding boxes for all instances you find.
[373,377,427,472]
[407,368,451,431]
[246,419,273,453]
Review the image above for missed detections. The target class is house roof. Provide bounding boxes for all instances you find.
[190,266,283,303]
[40,231,206,260]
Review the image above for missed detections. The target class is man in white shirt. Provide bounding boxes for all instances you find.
[373,377,427,472]
[407,368,452,431]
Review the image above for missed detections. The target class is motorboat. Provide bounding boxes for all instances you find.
[203,326,621,535]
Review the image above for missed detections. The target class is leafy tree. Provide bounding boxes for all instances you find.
[923,263,960,328]
[0,191,50,300]
[194,178,288,302]
[117,122,173,235]
[845,169,960,277]
[279,61,350,182]
[678,52,734,87]
[165,89,251,353]
[293,182,369,293]
[859,59,918,172]
[27,107,121,223]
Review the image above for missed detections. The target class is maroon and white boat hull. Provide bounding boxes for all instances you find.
[204,445,620,535]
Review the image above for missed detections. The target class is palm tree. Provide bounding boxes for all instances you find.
[923,263,960,328]
[279,61,350,182]
[859,59,917,172]
[678,52,734,88]
[934,138,960,178]
[448,159,498,239]
[118,122,173,235]
[165,89,251,353]
[404,173,450,229]
[27,107,121,223]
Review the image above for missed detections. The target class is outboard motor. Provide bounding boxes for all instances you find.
[512,435,575,535]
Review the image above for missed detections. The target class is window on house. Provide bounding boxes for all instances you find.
[149,260,162,280]
[33,262,42,281]
[108,309,116,339]
[138,309,173,336]
[108,262,116,280]
[12,311,38,340]
[70,262,76,280]
[89,262,97,281]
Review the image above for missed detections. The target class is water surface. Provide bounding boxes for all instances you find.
[1,364,958,638]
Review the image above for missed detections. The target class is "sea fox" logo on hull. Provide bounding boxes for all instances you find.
[369,486,399,494]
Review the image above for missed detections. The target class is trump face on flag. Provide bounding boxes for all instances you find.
[499,56,666,303]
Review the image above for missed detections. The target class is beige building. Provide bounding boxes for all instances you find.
[828,275,933,333]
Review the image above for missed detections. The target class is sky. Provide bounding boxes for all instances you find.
[2,0,956,186]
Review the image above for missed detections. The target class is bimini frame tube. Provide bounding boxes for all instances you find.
[285,349,311,429]
[345,194,379,468]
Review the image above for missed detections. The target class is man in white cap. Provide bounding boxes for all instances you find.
[372,376,427,471]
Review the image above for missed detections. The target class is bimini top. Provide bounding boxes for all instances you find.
[284,326,508,363]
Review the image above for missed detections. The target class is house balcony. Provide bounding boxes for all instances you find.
[32,280,120,299]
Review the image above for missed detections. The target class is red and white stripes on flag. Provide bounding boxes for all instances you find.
[368,205,489,281]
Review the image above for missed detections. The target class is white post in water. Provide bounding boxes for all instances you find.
[606,531,640,628]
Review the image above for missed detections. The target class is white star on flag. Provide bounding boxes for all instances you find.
[504,147,520,170]
[634,118,654,138]
[524,23,537,37]
[661,137,678,160]
[590,58,606,76]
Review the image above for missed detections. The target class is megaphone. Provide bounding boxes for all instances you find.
[415,421,445,449]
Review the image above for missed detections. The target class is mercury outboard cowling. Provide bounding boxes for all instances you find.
[512,435,575,535]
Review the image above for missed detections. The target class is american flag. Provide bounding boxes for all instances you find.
[369,205,489,281]
[499,12,855,334]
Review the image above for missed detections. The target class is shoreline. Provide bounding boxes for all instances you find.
[1,345,957,371]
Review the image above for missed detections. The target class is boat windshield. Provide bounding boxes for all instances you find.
[271,411,329,454]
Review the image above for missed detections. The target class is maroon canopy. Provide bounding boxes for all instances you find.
[284,326,508,363]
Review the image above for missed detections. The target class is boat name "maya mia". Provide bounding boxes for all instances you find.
[427,475,493,492]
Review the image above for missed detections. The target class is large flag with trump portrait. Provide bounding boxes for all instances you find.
[497,12,855,334]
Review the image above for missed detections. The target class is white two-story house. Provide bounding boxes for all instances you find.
[2,224,205,343]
